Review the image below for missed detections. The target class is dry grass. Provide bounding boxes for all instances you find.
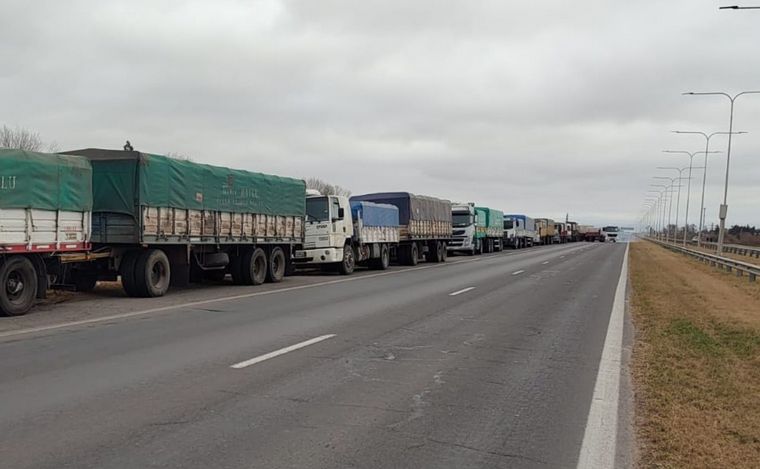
[629,241,760,468]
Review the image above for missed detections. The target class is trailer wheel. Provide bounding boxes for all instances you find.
[0,256,38,316]
[436,241,445,262]
[440,242,447,262]
[267,247,286,283]
[337,245,355,275]
[243,248,267,285]
[134,249,171,297]
[409,243,419,266]
[120,251,141,297]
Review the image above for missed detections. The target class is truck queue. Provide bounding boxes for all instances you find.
[0,148,614,316]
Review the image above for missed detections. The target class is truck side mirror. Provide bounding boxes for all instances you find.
[338,207,345,219]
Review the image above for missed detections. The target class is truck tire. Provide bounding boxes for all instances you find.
[409,243,419,266]
[267,247,286,283]
[440,242,447,262]
[120,251,141,297]
[436,241,445,262]
[337,245,355,275]
[371,244,390,270]
[134,249,171,297]
[243,248,267,285]
[0,256,38,316]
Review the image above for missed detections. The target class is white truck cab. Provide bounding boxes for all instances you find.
[448,203,480,254]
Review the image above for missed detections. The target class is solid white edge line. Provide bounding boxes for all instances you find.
[448,286,476,296]
[230,334,336,369]
[576,243,629,469]
[511,270,525,275]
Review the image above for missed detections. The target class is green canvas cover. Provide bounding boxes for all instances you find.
[63,149,305,217]
[476,207,504,231]
[476,206,504,237]
[0,149,93,211]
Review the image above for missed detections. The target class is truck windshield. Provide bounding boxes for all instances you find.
[603,226,619,232]
[305,197,330,222]
[452,212,472,227]
[503,219,514,229]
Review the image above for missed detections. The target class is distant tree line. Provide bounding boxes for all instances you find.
[305,177,351,196]
[0,125,58,152]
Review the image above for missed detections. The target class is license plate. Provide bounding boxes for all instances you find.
[295,251,306,258]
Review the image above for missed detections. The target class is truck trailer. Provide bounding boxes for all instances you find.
[476,206,504,253]
[0,149,93,315]
[294,192,399,274]
[351,192,452,265]
[61,148,306,298]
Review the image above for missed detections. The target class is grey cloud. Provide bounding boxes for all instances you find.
[1,0,758,228]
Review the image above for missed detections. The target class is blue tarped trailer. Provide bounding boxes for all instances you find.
[349,201,399,227]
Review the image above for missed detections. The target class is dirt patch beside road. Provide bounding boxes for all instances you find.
[629,241,760,468]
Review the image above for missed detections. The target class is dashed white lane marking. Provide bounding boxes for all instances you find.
[560,255,566,258]
[230,334,336,369]
[541,261,550,265]
[577,243,629,468]
[511,270,525,275]
[448,287,476,296]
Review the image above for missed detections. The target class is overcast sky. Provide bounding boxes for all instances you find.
[2,1,759,227]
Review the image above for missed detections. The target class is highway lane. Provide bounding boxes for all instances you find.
[0,242,628,468]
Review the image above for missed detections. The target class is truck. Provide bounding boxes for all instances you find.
[448,204,503,255]
[0,149,93,316]
[601,226,620,242]
[350,192,451,265]
[535,218,556,245]
[449,203,482,255]
[294,191,399,274]
[61,148,306,299]
[578,225,604,242]
[502,214,536,249]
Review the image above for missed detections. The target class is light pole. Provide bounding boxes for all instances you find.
[654,176,682,242]
[656,167,704,243]
[646,190,666,239]
[650,183,680,243]
[662,150,719,245]
[671,131,746,246]
[684,91,760,253]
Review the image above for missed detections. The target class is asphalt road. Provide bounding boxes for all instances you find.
[0,242,629,469]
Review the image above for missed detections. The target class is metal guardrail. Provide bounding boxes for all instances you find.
[646,237,760,282]
[689,240,760,259]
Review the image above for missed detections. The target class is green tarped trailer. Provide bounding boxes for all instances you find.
[60,148,306,299]
[0,150,93,316]
[475,207,504,252]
